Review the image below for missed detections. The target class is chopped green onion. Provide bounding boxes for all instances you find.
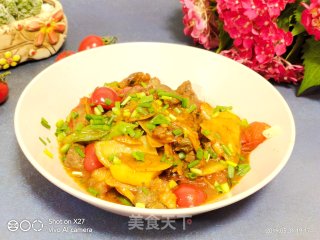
[118,196,133,206]
[172,128,183,136]
[202,129,211,136]
[222,144,233,156]
[146,122,156,130]
[87,187,99,197]
[136,107,148,115]
[150,114,170,125]
[138,102,152,108]
[226,160,237,167]
[214,181,230,193]
[41,117,51,129]
[46,137,51,143]
[188,160,200,168]
[132,151,145,161]
[186,172,197,180]
[174,107,182,114]
[71,111,79,119]
[213,106,233,114]
[196,148,204,160]
[203,150,210,162]
[187,104,197,113]
[190,168,202,175]
[136,92,146,98]
[139,95,154,103]
[181,98,189,108]
[178,152,186,159]
[228,165,235,178]
[207,147,218,159]
[121,96,132,106]
[105,98,112,106]
[140,82,148,88]
[237,164,251,176]
[39,137,47,146]
[60,143,71,154]
[43,148,54,159]
[161,96,173,100]
[74,146,85,158]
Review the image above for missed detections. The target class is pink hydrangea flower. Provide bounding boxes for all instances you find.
[301,0,320,40]
[180,0,219,49]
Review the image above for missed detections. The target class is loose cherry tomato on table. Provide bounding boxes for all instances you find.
[90,86,120,110]
[0,72,10,104]
[84,143,103,172]
[55,50,75,62]
[241,121,270,152]
[173,183,207,208]
[78,35,105,52]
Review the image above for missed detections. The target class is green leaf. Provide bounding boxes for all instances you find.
[216,21,232,53]
[299,38,320,95]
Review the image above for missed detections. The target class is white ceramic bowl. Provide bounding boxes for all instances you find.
[14,42,295,218]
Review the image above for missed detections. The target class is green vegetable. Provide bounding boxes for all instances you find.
[87,187,99,197]
[74,145,85,158]
[188,160,200,168]
[150,114,170,125]
[5,0,43,20]
[228,165,235,178]
[178,152,186,159]
[107,121,138,139]
[196,148,204,160]
[41,117,51,129]
[237,164,251,176]
[172,128,182,136]
[62,125,110,144]
[118,196,133,206]
[132,151,145,161]
[186,104,197,113]
[43,148,53,159]
[39,137,47,146]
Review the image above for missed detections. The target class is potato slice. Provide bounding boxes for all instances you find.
[110,164,160,186]
[95,136,157,168]
[200,161,227,176]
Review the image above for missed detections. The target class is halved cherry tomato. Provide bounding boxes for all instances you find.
[90,87,120,110]
[78,35,104,52]
[173,183,207,208]
[241,122,270,152]
[55,50,75,62]
[84,143,103,172]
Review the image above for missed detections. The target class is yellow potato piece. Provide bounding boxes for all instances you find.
[110,164,160,186]
[95,136,157,168]
[200,111,241,153]
[201,161,227,176]
[120,153,171,172]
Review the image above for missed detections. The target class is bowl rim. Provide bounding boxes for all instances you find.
[14,42,296,217]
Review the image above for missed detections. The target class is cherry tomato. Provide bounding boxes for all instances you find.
[55,50,75,62]
[173,183,207,208]
[90,87,120,110]
[78,35,104,51]
[0,80,9,104]
[84,143,103,172]
[241,122,270,152]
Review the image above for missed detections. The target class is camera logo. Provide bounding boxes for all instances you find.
[7,219,44,232]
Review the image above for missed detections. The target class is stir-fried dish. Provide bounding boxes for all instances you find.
[55,72,270,208]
